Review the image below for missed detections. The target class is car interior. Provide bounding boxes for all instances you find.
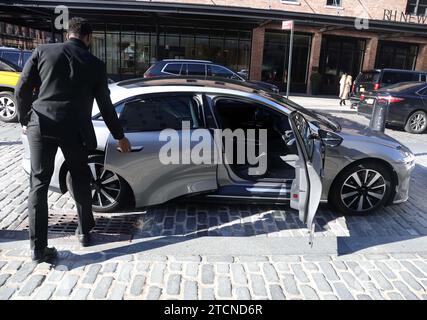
[213,98,297,181]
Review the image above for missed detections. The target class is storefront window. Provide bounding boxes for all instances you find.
[195,30,210,61]
[262,31,312,93]
[106,31,120,76]
[91,24,250,79]
[319,36,365,95]
[375,41,419,70]
[120,32,135,76]
[91,30,105,62]
[135,33,150,75]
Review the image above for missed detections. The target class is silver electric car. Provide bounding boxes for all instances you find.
[22,77,415,240]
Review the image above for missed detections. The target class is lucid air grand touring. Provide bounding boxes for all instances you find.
[22,77,415,241]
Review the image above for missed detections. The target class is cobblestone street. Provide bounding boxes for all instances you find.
[0,111,427,300]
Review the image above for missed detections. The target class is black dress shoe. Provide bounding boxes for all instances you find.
[31,247,58,263]
[76,230,92,247]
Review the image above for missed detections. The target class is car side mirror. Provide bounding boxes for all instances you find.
[319,130,343,148]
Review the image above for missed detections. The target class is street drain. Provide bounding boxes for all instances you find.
[16,210,140,235]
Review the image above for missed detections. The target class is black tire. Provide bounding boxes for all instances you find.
[66,155,131,213]
[329,162,393,215]
[0,91,18,122]
[404,110,427,134]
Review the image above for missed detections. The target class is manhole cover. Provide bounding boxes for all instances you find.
[15,210,140,235]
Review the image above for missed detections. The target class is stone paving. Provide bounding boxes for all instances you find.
[0,250,427,300]
[0,112,427,300]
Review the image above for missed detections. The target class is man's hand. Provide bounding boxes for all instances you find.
[117,137,131,153]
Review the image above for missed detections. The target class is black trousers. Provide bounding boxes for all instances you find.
[27,125,95,250]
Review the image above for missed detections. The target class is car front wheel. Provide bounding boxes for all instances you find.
[0,91,18,122]
[330,162,393,215]
[404,110,427,134]
[66,155,131,213]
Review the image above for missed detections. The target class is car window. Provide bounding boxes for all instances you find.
[292,113,314,160]
[187,64,206,76]
[22,52,32,66]
[1,51,20,66]
[357,72,381,83]
[421,74,427,82]
[0,60,15,72]
[120,94,202,132]
[419,87,427,96]
[163,63,182,75]
[207,65,236,79]
[381,72,419,86]
[93,103,125,120]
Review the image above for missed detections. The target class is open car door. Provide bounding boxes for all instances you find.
[103,93,218,207]
[289,112,324,246]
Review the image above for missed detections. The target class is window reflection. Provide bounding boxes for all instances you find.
[91,24,251,80]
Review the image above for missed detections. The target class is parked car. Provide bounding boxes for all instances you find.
[0,46,32,69]
[350,69,427,107]
[358,81,427,134]
[237,69,249,79]
[0,57,21,122]
[144,59,279,93]
[21,78,415,241]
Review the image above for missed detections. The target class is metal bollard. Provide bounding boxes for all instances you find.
[369,98,388,133]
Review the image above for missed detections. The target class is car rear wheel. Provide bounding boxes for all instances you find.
[0,91,18,122]
[330,162,393,215]
[404,110,427,134]
[66,155,131,213]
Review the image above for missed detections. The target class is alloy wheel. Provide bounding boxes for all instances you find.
[88,162,122,209]
[0,96,16,120]
[340,169,386,212]
[408,112,426,133]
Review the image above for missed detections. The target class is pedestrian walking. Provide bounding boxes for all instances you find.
[15,17,131,263]
[339,73,352,106]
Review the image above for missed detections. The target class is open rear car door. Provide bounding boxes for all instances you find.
[289,112,324,246]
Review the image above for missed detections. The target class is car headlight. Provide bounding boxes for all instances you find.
[399,149,415,165]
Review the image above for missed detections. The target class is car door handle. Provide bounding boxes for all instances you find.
[116,146,144,152]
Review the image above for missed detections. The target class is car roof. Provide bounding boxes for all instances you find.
[116,76,259,92]
[160,59,213,63]
[361,68,427,74]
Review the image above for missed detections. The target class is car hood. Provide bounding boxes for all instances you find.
[338,125,404,150]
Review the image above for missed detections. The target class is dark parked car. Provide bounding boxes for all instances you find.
[0,47,32,69]
[351,69,427,107]
[358,82,427,134]
[144,59,280,93]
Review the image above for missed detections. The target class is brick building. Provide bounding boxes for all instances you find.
[1,0,426,94]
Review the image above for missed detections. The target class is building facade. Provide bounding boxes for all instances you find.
[1,0,426,94]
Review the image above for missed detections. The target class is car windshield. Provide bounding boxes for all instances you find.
[266,93,341,132]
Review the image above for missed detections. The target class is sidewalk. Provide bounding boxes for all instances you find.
[288,95,356,114]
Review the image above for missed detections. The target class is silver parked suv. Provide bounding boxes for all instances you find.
[22,77,415,241]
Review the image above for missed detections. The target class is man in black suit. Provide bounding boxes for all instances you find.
[15,17,131,263]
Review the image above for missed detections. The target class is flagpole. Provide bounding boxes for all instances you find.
[286,23,294,99]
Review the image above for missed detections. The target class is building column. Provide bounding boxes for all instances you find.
[306,32,322,95]
[416,43,427,71]
[249,26,265,81]
[362,37,379,71]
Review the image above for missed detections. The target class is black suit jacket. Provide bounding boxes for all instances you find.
[15,38,124,149]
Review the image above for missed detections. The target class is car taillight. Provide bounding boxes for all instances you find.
[360,94,365,101]
[377,96,405,104]
[373,83,380,90]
